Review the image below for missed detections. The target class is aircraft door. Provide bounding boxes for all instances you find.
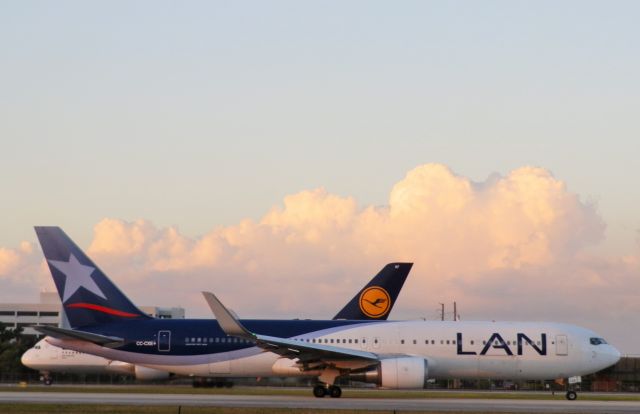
[158,330,171,352]
[555,335,568,356]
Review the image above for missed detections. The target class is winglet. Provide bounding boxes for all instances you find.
[202,291,255,340]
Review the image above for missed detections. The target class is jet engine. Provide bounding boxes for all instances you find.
[348,357,428,389]
[134,365,171,381]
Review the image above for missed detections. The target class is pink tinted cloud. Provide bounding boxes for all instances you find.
[83,164,614,316]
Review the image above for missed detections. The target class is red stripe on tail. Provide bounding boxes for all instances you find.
[66,303,141,318]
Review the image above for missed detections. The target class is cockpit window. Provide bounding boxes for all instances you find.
[590,337,608,345]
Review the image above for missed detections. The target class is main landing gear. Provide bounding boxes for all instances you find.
[565,390,577,400]
[313,384,342,398]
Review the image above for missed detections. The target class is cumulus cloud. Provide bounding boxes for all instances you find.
[3,163,638,351]
[80,164,612,316]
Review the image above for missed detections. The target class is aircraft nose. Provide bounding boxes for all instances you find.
[21,349,35,368]
[609,346,622,366]
[597,345,621,369]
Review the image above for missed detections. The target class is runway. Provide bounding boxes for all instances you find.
[2,391,640,413]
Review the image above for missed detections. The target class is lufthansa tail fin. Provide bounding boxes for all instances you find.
[35,226,151,329]
[332,262,412,320]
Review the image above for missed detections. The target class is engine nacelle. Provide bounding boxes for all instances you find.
[134,365,171,381]
[349,357,428,389]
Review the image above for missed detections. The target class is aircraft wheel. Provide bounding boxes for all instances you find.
[566,390,577,400]
[329,386,342,398]
[313,385,327,398]
[43,377,52,386]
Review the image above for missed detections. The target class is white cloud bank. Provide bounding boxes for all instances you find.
[1,164,638,352]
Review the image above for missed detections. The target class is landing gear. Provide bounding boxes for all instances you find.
[313,384,342,398]
[40,374,52,386]
[313,385,327,398]
[329,385,342,398]
[566,390,577,400]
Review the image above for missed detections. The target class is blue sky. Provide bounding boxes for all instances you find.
[2,1,638,248]
[1,1,639,350]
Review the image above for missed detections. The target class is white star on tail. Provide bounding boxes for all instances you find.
[48,254,107,302]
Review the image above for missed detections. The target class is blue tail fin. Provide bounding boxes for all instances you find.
[333,262,412,320]
[35,226,151,328]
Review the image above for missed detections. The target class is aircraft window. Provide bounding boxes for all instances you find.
[413,340,417,345]
[361,339,364,344]
[425,340,429,345]
[330,339,334,343]
[374,339,378,344]
[431,340,435,344]
[452,340,456,345]
[35,345,41,349]
[197,338,201,342]
[590,337,608,345]
[482,340,486,345]
[537,341,541,345]
[401,339,405,344]
[446,340,450,345]
[348,339,352,344]
[440,340,444,345]
[470,340,474,345]
[343,339,346,344]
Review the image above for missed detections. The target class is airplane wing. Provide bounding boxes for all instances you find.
[202,291,379,365]
[32,325,124,348]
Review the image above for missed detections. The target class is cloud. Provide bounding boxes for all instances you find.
[81,163,612,314]
[3,163,638,351]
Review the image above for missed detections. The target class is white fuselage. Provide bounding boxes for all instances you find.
[22,339,134,375]
[47,320,621,382]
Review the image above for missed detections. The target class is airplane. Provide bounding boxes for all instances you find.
[33,226,620,400]
[22,260,411,385]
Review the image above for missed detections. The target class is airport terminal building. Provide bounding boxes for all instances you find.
[0,292,185,335]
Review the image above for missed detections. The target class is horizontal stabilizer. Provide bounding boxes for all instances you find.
[32,325,123,347]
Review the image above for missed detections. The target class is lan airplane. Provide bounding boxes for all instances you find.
[22,261,411,385]
[34,227,620,400]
